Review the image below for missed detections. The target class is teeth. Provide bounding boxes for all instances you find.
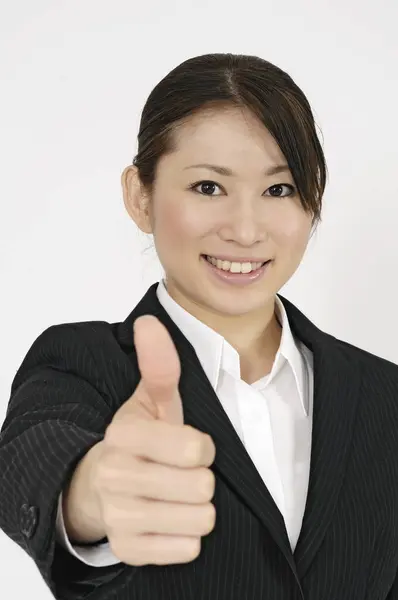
[205,255,263,273]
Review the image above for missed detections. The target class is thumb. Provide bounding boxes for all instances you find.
[131,314,184,425]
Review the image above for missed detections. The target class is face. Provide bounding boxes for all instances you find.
[122,107,313,332]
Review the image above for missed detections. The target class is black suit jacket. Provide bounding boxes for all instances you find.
[2,282,398,600]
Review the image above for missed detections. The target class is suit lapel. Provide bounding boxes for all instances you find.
[120,284,361,587]
[282,295,362,579]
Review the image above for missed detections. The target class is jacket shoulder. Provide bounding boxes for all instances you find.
[11,319,138,409]
[333,335,398,381]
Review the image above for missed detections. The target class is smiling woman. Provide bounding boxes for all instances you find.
[3,52,398,600]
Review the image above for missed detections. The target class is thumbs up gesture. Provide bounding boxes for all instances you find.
[91,315,217,566]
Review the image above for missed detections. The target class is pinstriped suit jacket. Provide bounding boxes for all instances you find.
[2,282,398,599]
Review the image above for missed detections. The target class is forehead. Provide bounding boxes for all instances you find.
[169,107,285,167]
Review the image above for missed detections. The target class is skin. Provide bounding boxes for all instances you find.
[122,106,314,382]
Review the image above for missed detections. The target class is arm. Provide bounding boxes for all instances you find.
[0,324,126,598]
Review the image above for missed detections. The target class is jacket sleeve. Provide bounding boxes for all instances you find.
[0,324,127,599]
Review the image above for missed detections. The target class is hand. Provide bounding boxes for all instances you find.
[92,315,216,566]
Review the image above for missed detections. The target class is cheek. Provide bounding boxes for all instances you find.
[152,204,207,266]
[155,200,209,242]
[272,215,312,256]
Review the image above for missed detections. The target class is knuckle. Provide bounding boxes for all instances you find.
[197,468,215,500]
[207,435,216,456]
[187,537,201,560]
[184,428,205,464]
[201,503,216,533]
[95,455,117,489]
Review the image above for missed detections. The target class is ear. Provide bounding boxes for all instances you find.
[121,165,153,234]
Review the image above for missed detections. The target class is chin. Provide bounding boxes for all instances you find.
[169,273,273,318]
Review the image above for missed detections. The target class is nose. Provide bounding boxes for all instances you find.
[218,200,267,246]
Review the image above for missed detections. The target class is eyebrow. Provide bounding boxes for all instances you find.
[183,163,290,177]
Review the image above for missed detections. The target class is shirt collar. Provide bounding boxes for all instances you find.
[156,279,308,416]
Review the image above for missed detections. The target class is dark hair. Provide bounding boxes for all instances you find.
[133,53,327,228]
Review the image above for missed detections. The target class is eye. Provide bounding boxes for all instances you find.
[265,184,296,197]
[189,180,296,197]
[189,180,223,196]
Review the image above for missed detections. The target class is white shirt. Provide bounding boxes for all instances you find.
[56,279,314,566]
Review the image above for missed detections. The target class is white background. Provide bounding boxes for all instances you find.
[1,0,397,597]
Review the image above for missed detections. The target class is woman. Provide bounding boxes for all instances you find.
[1,52,398,600]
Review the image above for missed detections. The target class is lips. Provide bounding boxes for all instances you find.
[202,254,271,285]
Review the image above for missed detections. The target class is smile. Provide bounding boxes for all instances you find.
[201,255,272,286]
[204,255,267,274]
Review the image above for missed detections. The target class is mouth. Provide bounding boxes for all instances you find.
[200,254,272,286]
[201,254,270,273]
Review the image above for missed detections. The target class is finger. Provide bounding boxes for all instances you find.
[101,454,216,504]
[138,498,216,537]
[106,497,216,537]
[133,315,181,407]
[111,534,201,566]
[106,419,216,468]
[134,460,216,504]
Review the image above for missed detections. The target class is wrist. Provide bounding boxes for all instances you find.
[63,441,106,544]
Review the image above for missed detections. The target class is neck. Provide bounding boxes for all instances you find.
[165,281,282,365]
[211,308,281,360]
